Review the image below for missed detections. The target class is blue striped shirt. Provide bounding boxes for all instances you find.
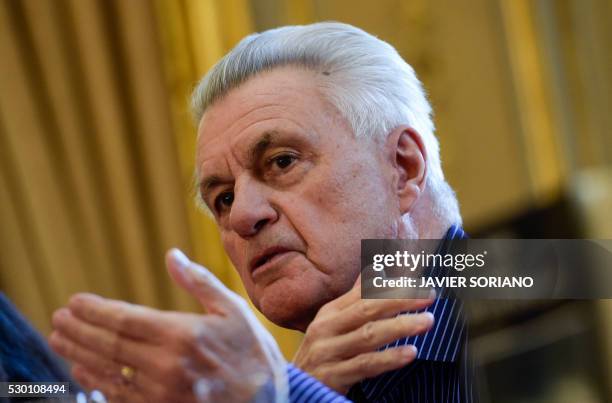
[287,225,474,402]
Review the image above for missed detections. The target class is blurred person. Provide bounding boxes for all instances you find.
[49,22,473,402]
[0,293,78,402]
[0,293,73,384]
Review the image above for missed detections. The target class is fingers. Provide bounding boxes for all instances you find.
[323,311,434,359]
[68,294,169,342]
[49,330,124,377]
[327,345,418,393]
[51,310,205,391]
[51,308,159,372]
[324,294,435,335]
[52,333,163,396]
[54,330,198,403]
[166,249,242,315]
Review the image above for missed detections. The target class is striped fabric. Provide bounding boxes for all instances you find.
[287,225,474,402]
[287,363,351,403]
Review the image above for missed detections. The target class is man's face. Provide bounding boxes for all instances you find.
[196,67,400,330]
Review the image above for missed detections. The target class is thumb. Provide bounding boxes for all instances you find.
[166,248,241,315]
[353,273,362,288]
[343,272,362,301]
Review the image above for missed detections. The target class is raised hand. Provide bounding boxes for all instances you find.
[49,249,287,403]
[292,276,435,394]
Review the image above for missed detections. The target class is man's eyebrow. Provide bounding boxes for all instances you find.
[248,131,276,163]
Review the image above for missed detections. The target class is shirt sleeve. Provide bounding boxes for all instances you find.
[287,364,352,403]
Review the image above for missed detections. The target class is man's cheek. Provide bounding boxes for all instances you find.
[221,239,247,272]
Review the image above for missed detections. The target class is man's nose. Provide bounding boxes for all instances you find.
[229,180,278,238]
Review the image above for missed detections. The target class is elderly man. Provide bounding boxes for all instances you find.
[50,22,473,402]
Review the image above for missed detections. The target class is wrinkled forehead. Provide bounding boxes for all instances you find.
[197,68,320,135]
[194,68,351,163]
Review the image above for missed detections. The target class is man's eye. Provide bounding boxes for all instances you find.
[214,192,234,212]
[271,154,296,170]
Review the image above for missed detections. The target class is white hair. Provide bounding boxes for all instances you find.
[191,22,461,227]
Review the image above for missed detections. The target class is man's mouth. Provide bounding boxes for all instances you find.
[250,246,292,274]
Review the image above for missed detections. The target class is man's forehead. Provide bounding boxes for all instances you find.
[196,67,329,132]
[196,79,327,161]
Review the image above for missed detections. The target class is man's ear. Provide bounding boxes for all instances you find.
[385,126,427,214]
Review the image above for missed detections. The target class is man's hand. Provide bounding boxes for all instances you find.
[292,277,435,394]
[49,249,287,403]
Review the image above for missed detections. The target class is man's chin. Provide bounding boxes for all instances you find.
[256,285,327,332]
[264,307,318,332]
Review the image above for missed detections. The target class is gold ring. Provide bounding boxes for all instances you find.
[120,366,136,381]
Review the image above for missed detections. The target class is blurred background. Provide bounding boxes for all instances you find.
[0,0,610,401]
